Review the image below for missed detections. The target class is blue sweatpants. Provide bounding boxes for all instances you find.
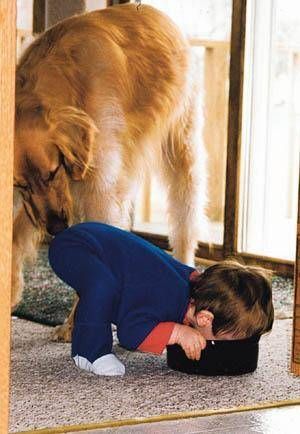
[48,228,119,362]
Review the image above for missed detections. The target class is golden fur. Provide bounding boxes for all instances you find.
[13,4,207,338]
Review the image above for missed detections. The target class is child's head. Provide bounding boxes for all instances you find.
[189,260,274,339]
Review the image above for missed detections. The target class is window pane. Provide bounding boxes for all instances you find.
[17,0,33,30]
[134,0,232,245]
[239,0,300,260]
[141,0,232,39]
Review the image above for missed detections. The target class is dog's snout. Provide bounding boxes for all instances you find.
[46,212,69,235]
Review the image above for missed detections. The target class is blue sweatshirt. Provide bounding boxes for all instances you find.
[49,222,194,362]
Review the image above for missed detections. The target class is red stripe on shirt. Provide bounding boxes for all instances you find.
[138,322,176,354]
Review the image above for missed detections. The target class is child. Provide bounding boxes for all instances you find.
[48,222,274,376]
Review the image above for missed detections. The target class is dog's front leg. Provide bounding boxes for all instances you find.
[12,206,42,309]
[81,180,135,231]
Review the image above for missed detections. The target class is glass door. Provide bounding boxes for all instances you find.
[239,0,300,260]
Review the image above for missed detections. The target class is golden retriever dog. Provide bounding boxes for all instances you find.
[13,3,207,341]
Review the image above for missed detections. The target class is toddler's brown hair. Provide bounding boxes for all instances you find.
[190,260,274,338]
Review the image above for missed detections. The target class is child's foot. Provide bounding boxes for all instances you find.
[73,353,125,376]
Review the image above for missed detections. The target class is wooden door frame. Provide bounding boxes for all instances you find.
[291,177,300,375]
[0,0,16,432]
[107,0,131,6]
[223,0,247,257]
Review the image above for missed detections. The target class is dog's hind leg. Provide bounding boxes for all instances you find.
[161,102,208,266]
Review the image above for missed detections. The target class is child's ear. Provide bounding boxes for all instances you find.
[196,310,214,328]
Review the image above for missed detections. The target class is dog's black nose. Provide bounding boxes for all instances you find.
[46,213,69,235]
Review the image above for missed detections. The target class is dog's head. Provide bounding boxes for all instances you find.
[14,96,97,235]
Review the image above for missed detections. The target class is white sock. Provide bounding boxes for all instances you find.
[73,353,125,376]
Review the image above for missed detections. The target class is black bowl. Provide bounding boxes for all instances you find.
[167,335,260,376]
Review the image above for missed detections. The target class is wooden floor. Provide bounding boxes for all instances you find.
[69,405,300,434]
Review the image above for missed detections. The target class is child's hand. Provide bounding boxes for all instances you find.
[170,324,206,360]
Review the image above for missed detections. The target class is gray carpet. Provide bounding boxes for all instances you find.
[13,246,295,326]
[9,318,300,433]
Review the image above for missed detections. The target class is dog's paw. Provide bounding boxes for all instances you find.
[51,323,72,343]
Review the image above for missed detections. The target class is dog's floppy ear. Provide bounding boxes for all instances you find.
[49,106,98,180]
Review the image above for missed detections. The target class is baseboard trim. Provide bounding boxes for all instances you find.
[15,398,300,434]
